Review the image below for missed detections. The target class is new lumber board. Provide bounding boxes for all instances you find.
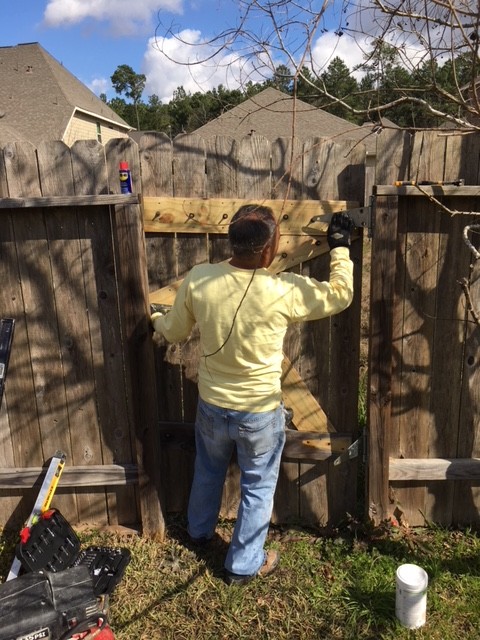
[281,355,335,433]
[149,235,331,305]
[142,197,359,233]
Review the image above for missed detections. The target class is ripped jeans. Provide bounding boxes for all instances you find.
[187,397,286,576]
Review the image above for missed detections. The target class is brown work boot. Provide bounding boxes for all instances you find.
[258,549,280,578]
[224,549,280,586]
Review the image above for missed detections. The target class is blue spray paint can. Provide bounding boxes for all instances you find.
[119,161,132,194]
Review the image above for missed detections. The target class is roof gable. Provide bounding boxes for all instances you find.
[0,42,131,145]
[192,87,374,150]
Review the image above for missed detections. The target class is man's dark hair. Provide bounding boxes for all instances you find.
[228,204,277,257]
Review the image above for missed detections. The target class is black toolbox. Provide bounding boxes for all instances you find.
[15,508,131,596]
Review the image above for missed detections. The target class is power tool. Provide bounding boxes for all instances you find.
[0,565,115,639]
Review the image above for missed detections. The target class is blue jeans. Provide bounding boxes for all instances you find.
[187,398,286,576]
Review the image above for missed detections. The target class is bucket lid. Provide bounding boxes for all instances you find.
[396,564,428,591]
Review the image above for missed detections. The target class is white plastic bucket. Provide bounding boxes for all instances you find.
[395,563,428,629]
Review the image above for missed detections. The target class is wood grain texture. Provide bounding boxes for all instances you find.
[367,195,398,524]
[389,458,480,481]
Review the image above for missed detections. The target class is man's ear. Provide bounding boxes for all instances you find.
[260,234,278,268]
[258,244,271,268]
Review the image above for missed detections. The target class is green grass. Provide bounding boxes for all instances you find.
[2,517,478,640]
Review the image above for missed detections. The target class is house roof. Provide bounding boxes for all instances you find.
[0,121,29,144]
[0,42,132,146]
[192,87,377,151]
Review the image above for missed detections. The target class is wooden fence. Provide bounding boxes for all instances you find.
[0,132,368,534]
[0,138,162,535]
[368,129,480,527]
[1,127,479,536]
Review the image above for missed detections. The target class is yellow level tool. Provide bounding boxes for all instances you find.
[6,451,66,581]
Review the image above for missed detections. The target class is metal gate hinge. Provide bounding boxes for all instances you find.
[308,200,374,238]
[333,436,361,466]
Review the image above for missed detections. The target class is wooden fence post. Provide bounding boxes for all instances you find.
[104,137,165,536]
[367,193,398,524]
[111,200,165,540]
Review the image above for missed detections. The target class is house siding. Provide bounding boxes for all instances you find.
[64,112,129,146]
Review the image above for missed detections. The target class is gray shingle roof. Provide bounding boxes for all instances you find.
[0,121,29,144]
[192,87,376,151]
[0,42,131,145]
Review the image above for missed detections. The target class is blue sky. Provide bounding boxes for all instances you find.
[2,1,368,104]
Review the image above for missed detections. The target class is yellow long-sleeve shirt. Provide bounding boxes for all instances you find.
[153,246,353,412]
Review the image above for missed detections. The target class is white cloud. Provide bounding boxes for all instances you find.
[143,31,267,102]
[88,77,110,96]
[311,32,369,79]
[143,20,371,104]
[311,27,431,81]
[334,0,452,72]
[44,0,183,36]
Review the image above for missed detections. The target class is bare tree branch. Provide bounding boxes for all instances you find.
[154,0,480,133]
[463,223,480,258]
[460,277,480,325]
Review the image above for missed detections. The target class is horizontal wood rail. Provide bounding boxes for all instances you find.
[0,194,139,208]
[0,429,355,491]
[375,185,480,197]
[389,458,480,481]
[0,464,138,489]
[158,422,352,462]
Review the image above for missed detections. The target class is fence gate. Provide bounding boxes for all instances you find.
[145,196,365,527]
[368,183,480,527]
[140,132,366,528]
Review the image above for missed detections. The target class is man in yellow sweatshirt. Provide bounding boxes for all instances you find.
[152,204,354,585]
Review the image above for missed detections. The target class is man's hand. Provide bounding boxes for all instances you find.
[327,213,355,250]
[150,304,171,333]
[150,303,172,315]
